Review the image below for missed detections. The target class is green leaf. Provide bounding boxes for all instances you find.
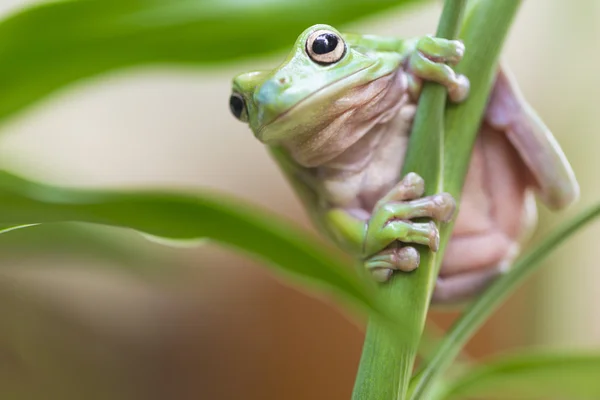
[0,223,181,276]
[439,351,600,400]
[0,169,380,316]
[0,0,423,124]
[412,201,600,398]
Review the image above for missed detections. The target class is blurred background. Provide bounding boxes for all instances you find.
[0,0,598,399]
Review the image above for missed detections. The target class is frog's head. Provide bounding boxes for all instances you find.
[229,24,406,166]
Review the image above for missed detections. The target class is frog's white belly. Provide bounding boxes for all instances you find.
[315,101,417,215]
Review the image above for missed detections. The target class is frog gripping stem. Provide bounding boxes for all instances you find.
[407,36,470,102]
[364,173,456,282]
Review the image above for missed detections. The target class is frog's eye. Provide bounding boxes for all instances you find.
[229,92,248,122]
[306,30,346,65]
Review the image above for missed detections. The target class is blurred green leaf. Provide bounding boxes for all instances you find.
[0,223,181,276]
[0,169,379,315]
[0,0,424,124]
[412,201,600,398]
[439,351,600,400]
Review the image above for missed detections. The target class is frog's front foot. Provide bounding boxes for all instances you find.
[407,36,470,102]
[364,172,456,283]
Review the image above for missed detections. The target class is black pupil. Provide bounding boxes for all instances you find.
[312,33,338,55]
[229,94,245,119]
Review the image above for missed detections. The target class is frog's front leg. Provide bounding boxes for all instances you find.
[326,173,456,283]
[407,36,470,102]
[364,173,456,282]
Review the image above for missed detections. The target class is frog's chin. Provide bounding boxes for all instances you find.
[264,68,409,167]
[256,63,397,144]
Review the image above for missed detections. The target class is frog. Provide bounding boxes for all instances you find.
[228,24,579,303]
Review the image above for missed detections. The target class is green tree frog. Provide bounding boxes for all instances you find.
[229,25,579,303]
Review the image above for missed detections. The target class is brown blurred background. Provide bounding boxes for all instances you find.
[0,0,598,399]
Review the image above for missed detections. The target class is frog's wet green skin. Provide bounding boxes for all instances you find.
[229,24,579,303]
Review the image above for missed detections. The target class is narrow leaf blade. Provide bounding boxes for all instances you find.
[413,202,600,398]
[441,351,600,400]
[0,170,379,315]
[0,0,422,123]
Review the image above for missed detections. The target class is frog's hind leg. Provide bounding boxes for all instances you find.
[432,266,506,305]
[434,123,539,304]
[485,66,579,210]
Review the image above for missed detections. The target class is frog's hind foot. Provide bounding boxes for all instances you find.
[407,36,470,102]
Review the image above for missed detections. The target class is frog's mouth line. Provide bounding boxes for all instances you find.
[258,63,388,133]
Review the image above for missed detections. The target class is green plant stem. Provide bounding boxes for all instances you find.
[442,0,520,197]
[412,202,600,400]
[352,1,467,399]
[406,1,521,399]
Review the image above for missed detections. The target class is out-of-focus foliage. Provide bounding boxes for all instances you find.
[0,0,423,124]
[0,223,179,275]
[0,0,429,317]
[439,352,600,399]
[0,170,381,316]
[411,202,600,399]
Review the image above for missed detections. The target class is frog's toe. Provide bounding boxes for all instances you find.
[427,221,441,252]
[431,193,457,222]
[366,245,420,283]
[370,267,394,283]
[378,172,425,204]
[400,172,426,199]
[376,191,457,225]
[447,40,465,64]
[448,74,470,102]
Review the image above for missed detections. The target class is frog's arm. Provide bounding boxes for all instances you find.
[342,33,418,56]
[485,66,580,210]
[343,32,469,102]
[342,33,463,62]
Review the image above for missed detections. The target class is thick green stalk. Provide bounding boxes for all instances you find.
[352,1,467,399]
[408,1,522,399]
[442,0,521,197]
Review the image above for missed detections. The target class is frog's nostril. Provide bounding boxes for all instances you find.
[255,78,290,106]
